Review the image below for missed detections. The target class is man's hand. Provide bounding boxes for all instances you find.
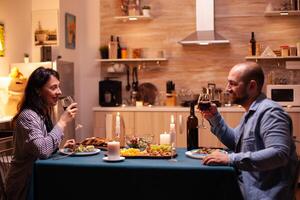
[198,103,218,120]
[202,150,230,166]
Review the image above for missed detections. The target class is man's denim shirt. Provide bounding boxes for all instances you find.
[208,93,298,200]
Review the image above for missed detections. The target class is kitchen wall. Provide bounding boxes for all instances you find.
[0,0,32,75]
[0,0,100,141]
[100,0,300,97]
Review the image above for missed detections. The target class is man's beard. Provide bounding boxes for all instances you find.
[231,89,249,105]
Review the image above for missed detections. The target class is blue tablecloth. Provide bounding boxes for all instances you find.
[33,148,243,199]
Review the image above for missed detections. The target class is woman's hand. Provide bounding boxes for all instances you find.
[63,139,76,149]
[202,150,230,166]
[58,103,78,129]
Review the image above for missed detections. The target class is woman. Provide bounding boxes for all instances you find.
[5,67,77,200]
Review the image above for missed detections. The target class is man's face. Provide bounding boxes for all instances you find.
[226,68,249,105]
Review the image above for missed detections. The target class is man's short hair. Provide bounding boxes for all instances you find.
[240,62,264,92]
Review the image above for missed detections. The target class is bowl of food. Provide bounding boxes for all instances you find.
[125,134,154,150]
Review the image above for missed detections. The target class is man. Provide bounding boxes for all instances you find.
[201,62,298,200]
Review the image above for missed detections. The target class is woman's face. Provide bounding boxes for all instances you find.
[39,75,62,107]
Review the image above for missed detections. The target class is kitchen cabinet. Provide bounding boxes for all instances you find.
[93,111,135,138]
[93,108,244,148]
[93,108,300,150]
[289,112,300,155]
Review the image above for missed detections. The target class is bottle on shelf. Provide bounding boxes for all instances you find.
[186,102,199,151]
[249,32,256,56]
[117,36,122,59]
[108,35,118,59]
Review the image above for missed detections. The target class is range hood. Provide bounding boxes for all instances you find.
[179,0,229,45]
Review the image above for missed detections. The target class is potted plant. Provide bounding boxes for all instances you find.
[99,45,109,59]
[24,53,29,63]
[142,5,151,17]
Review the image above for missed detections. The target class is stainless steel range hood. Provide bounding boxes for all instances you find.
[179,0,229,45]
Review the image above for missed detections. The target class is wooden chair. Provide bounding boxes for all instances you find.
[0,137,13,200]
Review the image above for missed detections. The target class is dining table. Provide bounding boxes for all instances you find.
[32,148,243,200]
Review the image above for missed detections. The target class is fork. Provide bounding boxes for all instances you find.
[52,152,75,160]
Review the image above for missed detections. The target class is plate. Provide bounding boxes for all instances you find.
[103,156,125,162]
[185,150,207,159]
[185,148,228,159]
[59,148,101,156]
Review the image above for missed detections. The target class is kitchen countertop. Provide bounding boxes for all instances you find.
[93,106,300,112]
[0,116,13,123]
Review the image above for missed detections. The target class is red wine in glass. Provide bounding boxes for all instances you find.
[198,101,211,111]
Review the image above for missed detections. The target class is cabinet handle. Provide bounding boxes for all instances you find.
[179,115,183,134]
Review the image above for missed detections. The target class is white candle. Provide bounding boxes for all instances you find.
[170,115,175,124]
[107,141,120,160]
[160,132,171,145]
[105,114,113,140]
[115,112,121,137]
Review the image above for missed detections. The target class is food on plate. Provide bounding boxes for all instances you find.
[192,147,227,155]
[120,144,174,157]
[146,144,172,156]
[120,148,147,156]
[125,135,153,150]
[81,137,107,147]
[73,144,95,152]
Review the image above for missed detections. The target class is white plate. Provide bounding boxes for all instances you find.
[59,148,101,156]
[185,150,207,159]
[103,156,125,162]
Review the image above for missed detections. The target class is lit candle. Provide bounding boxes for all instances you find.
[160,132,171,145]
[107,141,120,160]
[170,115,175,133]
[115,112,121,137]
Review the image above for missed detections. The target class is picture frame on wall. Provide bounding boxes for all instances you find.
[0,24,5,57]
[32,9,59,46]
[65,13,76,49]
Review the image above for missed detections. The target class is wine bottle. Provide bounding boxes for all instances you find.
[108,35,117,59]
[187,102,199,151]
[249,32,256,56]
[117,36,122,59]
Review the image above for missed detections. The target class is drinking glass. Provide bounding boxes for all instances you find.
[197,93,211,129]
[168,130,177,162]
[60,96,83,130]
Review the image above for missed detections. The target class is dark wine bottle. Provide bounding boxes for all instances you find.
[250,32,256,56]
[117,36,122,59]
[187,102,199,151]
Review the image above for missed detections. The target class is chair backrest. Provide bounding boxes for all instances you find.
[0,136,13,200]
[293,158,300,200]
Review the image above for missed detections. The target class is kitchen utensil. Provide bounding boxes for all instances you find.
[132,66,138,91]
[126,65,130,91]
[138,82,158,105]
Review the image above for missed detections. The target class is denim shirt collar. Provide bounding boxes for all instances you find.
[244,93,266,122]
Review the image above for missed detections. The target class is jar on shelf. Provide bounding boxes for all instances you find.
[280,45,289,57]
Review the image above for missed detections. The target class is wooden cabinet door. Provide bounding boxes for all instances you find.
[134,111,177,145]
[220,111,244,148]
[93,111,134,138]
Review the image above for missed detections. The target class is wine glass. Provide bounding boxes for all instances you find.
[60,96,83,130]
[197,92,211,129]
[169,129,177,162]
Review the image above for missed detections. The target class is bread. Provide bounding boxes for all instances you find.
[81,137,107,146]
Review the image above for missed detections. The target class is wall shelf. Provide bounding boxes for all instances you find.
[114,15,152,22]
[264,10,300,16]
[245,56,300,61]
[96,58,167,63]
